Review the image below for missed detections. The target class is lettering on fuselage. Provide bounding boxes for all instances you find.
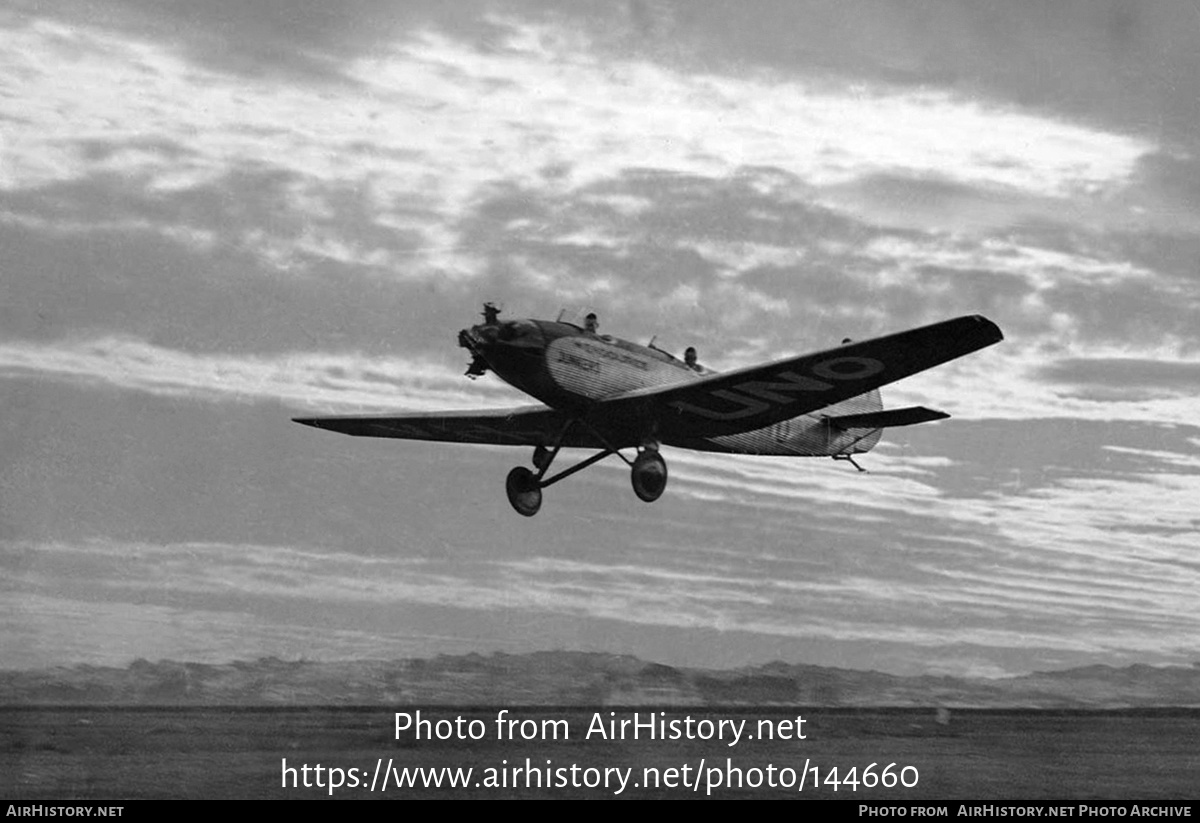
[546,335,678,401]
[575,339,650,371]
[555,350,601,373]
[669,356,885,420]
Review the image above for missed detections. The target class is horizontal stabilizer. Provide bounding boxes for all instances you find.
[824,406,950,430]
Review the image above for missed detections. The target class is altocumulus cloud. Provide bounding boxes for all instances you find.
[1,15,1154,281]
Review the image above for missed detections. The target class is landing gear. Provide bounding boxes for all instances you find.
[502,423,670,516]
[506,466,543,517]
[631,448,668,502]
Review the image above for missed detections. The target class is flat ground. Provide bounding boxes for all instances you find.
[2,708,1197,799]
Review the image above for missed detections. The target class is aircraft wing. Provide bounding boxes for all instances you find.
[599,315,1002,439]
[293,405,605,448]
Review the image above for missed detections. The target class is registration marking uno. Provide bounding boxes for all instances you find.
[669,357,885,421]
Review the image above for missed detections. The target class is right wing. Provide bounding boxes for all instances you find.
[293,405,605,448]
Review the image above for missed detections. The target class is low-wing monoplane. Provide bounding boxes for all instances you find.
[294,305,1002,516]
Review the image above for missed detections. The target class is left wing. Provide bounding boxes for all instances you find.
[596,314,1002,439]
[293,405,605,448]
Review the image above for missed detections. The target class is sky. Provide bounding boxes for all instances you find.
[1,0,1198,679]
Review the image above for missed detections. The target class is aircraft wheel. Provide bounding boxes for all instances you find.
[506,466,543,517]
[631,450,668,502]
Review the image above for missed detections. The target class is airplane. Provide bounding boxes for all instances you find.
[293,305,1003,516]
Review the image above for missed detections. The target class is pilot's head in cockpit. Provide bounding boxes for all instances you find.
[584,313,598,333]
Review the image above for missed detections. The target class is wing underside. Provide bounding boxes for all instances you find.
[293,406,605,448]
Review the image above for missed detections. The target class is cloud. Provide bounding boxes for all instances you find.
[0,336,514,412]
[1,12,1153,264]
[3,9,1181,384]
[366,22,1151,195]
[1,591,469,670]
[648,2,1200,148]
[862,235,1156,290]
[7,521,1198,673]
[1038,358,1200,395]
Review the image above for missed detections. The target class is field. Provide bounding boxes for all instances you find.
[3,707,1197,799]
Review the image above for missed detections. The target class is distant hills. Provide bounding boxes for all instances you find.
[3,653,1199,708]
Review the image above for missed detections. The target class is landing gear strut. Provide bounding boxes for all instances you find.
[502,423,670,516]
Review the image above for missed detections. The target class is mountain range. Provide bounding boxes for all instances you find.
[4,653,1200,708]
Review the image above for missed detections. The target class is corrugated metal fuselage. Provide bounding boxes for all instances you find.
[463,319,882,457]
